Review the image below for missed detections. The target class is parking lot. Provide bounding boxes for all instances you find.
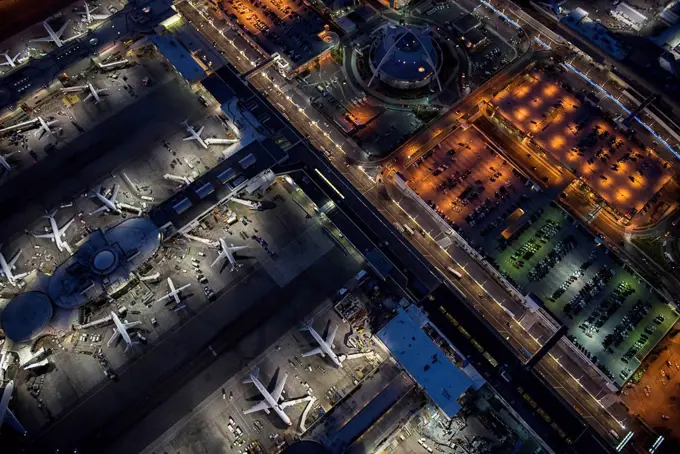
[623,326,680,434]
[215,0,332,66]
[493,68,673,218]
[486,202,677,385]
[400,125,535,248]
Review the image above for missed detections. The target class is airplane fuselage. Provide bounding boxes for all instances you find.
[111,312,133,346]
[309,327,343,367]
[250,375,292,426]
[96,192,118,212]
[47,216,66,250]
[44,22,64,47]
[219,238,236,266]
[0,254,16,286]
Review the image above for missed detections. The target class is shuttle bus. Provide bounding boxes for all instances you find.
[446,266,462,279]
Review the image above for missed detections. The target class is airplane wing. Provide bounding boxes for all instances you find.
[89,205,109,215]
[197,126,205,136]
[243,401,271,415]
[57,20,71,37]
[59,218,76,235]
[123,321,142,329]
[177,283,191,292]
[182,134,195,142]
[110,184,119,203]
[301,347,323,358]
[272,373,287,401]
[8,250,21,269]
[33,232,56,239]
[84,92,93,102]
[228,245,248,253]
[156,292,173,303]
[30,36,56,43]
[107,329,121,347]
[210,252,226,267]
[325,325,338,346]
[4,409,26,434]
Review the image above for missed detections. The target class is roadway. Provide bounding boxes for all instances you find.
[178,0,635,445]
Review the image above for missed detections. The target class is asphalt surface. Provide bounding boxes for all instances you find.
[25,244,361,453]
[0,75,198,241]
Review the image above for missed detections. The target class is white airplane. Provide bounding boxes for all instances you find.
[0,51,26,68]
[182,233,247,271]
[82,2,111,24]
[61,82,107,103]
[30,20,82,48]
[0,117,58,139]
[156,277,191,305]
[90,184,120,215]
[243,368,293,426]
[0,247,27,287]
[0,381,26,435]
[0,152,16,171]
[107,311,141,353]
[300,319,343,368]
[181,120,237,149]
[32,209,75,253]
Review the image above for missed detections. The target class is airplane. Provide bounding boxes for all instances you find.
[156,277,191,306]
[0,51,26,69]
[81,2,111,24]
[32,209,75,253]
[0,117,59,139]
[300,319,343,368]
[0,247,27,287]
[89,184,120,215]
[30,20,83,48]
[242,368,293,426]
[107,311,141,353]
[0,152,16,171]
[182,233,247,271]
[181,120,238,149]
[0,381,27,435]
[61,82,107,103]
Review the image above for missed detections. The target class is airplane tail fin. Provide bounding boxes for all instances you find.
[242,367,259,384]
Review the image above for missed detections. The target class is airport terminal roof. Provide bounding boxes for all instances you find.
[150,34,206,83]
[377,308,472,417]
[148,138,288,233]
[0,291,53,342]
[48,217,160,309]
[281,441,330,454]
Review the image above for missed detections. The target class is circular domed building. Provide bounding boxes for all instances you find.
[369,24,442,90]
[0,291,54,342]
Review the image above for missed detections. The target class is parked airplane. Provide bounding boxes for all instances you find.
[81,2,111,24]
[243,368,293,426]
[32,209,75,253]
[0,51,26,68]
[30,20,84,47]
[61,82,107,103]
[90,184,120,215]
[0,117,59,139]
[107,311,141,352]
[0,381,26,435]
[157,277,191,305]
[0,152,16,171]
[182,233,247,271]
[181,120,238,149]
[300,319,343,368]
[0,247,27,287]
